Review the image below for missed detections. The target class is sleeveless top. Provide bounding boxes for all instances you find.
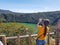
[37,25,49,40]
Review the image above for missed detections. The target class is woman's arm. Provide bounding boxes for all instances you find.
[37,18,42,27]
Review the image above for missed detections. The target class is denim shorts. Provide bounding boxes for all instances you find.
[36,39,45,45]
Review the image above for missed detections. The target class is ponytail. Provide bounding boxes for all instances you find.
[44,25,47,36]
[44,20,49,36]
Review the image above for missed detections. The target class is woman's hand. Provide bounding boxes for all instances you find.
[37,18,42,28]
[39,18,42,22]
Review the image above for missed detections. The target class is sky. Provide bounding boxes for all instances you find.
[0,0,60,13]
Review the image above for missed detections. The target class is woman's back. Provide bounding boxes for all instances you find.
[37,25,49,40]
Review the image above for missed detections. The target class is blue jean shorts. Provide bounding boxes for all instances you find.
[36,39,45,45]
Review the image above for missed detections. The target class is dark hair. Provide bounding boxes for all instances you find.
[44,20,49,36]
[0,37,2,41]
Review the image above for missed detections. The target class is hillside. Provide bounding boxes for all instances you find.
[0,9,60,25]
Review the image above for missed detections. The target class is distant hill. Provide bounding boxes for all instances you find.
[0,9,15,14]
[0,9,60,25]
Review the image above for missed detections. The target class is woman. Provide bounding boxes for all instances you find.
[36,18,50,45]
[55,19,60,45]
[56,19,60,30]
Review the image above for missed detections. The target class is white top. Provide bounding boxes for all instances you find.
[0,41,3,45]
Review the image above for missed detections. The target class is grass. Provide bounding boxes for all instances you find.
[0,22,55,45]
[16,23,37,33]
[0,22,55,34]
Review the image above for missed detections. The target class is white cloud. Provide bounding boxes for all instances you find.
[10,8,60,13]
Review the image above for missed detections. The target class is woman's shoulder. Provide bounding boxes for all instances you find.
[37,25,43,29]
[47,26,50,30]
[37,25,42,27]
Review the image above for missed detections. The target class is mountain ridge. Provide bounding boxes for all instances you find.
[0,9,60,25]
